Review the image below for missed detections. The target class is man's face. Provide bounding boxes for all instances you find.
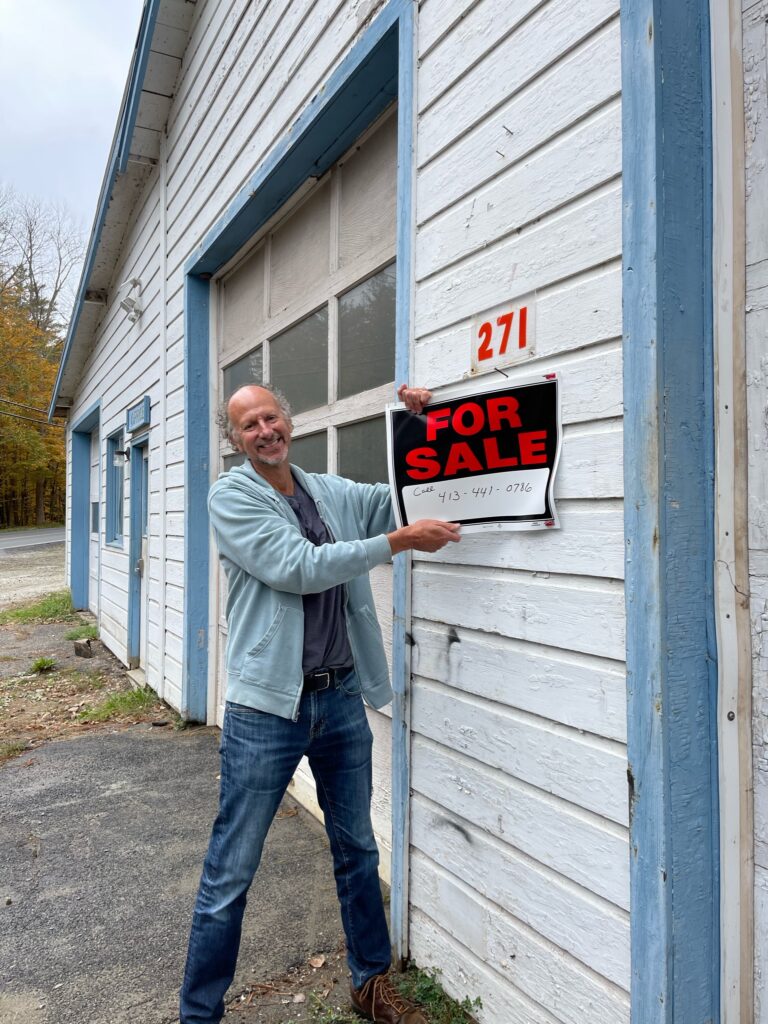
[228,387,292,468]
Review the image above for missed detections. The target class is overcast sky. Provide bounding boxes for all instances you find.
[0,0,145,232]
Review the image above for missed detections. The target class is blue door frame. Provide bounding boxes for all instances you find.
[70,402,101,610]
[622,0,719,1019]
[128,435,149,668]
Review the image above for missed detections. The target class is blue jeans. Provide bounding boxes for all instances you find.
[179,673,392,1023]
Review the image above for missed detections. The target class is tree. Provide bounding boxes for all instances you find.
[0,186,84,526]
[0,184,83,335]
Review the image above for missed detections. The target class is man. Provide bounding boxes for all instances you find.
[180,383,460,1024]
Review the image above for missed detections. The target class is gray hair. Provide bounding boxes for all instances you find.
[217,382,293,447]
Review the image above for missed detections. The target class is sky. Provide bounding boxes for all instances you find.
[0,0,146,233]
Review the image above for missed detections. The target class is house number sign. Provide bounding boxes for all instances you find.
[471,295,535,374]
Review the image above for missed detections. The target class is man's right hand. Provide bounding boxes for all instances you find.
[387,519,461,555]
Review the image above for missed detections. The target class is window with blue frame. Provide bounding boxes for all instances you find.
[106,430,125,543]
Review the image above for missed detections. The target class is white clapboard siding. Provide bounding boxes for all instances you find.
[416,100,621,281]
[412,564,625,661]
[412,736,629,907]
[415,182,622,333]
[557,421,623,498]
[418,0,488,59]
[419,0,546,111]
[415,500,624,579]
[410,0,627,1014]
[410,906,566,1024]
[411,679,627,825]
[411,795,630,987]
[166,0,360,263]
[410,858,630,1024]
[411,620,627,742]
[417,19,620,225]
[418,0,617,164]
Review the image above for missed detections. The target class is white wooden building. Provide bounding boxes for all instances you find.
[50,1,762,1021]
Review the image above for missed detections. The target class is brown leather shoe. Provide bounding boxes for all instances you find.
[350,973,428,1023]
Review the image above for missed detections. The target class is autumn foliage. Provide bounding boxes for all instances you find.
[0,188,83,527]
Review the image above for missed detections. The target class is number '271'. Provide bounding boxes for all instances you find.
[477,307,528,361]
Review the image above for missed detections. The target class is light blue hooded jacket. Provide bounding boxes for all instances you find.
[208,460,396,720]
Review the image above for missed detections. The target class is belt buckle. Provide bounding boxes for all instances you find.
[314,670,331,692]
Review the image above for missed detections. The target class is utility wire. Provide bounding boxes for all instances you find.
[0,395,49,414]
[0,409,63,428]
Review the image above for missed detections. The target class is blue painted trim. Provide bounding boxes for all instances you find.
[117,0,161,174]
[390,0,415,967]
[182,274,211,721]
[70,401,101,610]
[181,0,409,724]
[128,436,149,666]
[622,1,718,1020]
[49,0,157,419]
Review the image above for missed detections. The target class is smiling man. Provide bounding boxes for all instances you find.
[180,383,460,1024]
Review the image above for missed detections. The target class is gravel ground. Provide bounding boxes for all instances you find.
[0,543,65,608]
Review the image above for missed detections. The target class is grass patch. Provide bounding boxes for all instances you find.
[308,999,358,1024]
[301,968,480,1024]
[0,591,75,626]
[78,687,157,723]
[63,623,99,641]
[0,741,28,764]
[393,966,481,1024]
[70,672,107,694]
[30,656,56,673]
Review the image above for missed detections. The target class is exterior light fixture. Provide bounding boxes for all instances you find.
[117,278,143,323]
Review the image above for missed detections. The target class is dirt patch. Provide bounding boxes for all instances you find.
[0,616,172,761]
[0,543,65,607]
[222,946,355,1022]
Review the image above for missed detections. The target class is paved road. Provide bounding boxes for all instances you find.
[0,726,343,1024]
[0,528,65,552]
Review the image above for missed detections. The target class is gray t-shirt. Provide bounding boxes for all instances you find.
[283,475,353,675]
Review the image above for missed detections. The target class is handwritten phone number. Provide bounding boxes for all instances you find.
[413,482,534,502]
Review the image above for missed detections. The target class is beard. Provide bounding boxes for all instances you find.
[251,434,288,466]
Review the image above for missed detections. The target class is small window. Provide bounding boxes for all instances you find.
[337,416,387,485]
[106,431,125,543]
[223,347,263,399]
[290,431,327,475]
[90,502,99,534]
[270,306,328,414]
[338,263,396,399]
[223,451,246,472]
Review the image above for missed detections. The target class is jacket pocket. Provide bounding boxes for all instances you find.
[241,605,286,670]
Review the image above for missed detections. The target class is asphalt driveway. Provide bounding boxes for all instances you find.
[0,725,343,1024]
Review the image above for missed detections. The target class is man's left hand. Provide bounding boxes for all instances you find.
[397,384,432,414]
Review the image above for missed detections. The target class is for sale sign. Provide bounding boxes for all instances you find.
[386,375,561,532]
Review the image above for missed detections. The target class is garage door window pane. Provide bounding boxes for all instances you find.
[270,307,328,414]
[338,263,396,399]
[223,348,263,398]
[290,431,327,475]
[337,417,387,485]
[223,452,246,472]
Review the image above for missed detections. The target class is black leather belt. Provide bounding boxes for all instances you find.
[302,667,350,693]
